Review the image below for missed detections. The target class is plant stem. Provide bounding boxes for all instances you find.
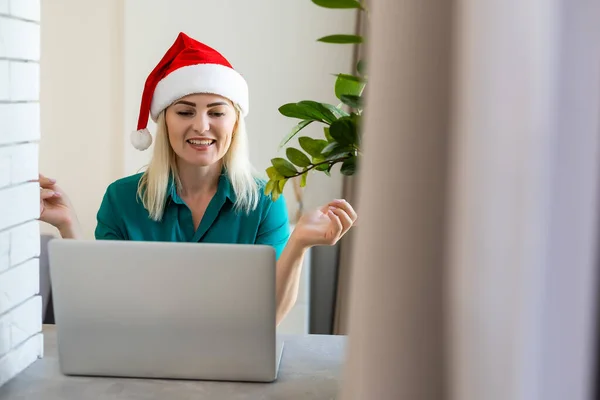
[284,155,352,179]
[359,0,370,16]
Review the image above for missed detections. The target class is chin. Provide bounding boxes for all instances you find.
[177,153,220,168]
[172,144,225,168]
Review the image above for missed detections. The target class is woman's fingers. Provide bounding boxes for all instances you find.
[329,206,353,234]
[41,188,60,200]
[329,199,358,223]
[327,208,344,240]
[34,174,57,188]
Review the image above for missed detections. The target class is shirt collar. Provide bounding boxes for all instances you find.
[216,171,236,202]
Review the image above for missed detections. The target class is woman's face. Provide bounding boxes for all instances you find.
[165,93,237,167]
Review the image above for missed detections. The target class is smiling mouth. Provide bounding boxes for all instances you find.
[187,139,215,147]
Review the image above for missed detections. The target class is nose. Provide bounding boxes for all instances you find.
[192,113,210,134]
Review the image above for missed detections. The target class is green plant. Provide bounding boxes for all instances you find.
[265,0,368,201]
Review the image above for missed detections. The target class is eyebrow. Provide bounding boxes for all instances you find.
[173,100,229,108]
[174,100,196,107]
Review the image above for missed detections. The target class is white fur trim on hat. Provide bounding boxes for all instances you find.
[150,63,249,121]
[131,128,152,151]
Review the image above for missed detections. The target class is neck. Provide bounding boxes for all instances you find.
[176,160,222,198]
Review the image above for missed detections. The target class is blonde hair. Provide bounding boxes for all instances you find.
[137,105,260,221]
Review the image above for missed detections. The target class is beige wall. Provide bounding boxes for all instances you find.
[40,0,124,239]
[40,0,356,239]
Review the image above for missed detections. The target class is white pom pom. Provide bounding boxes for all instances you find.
[131,128,152,151]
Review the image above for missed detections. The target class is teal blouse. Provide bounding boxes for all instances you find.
[94,172,291,259]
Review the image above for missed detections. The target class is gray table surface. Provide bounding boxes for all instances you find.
[0,325,347,399]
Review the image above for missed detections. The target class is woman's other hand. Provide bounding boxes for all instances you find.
[291,199,358,249]
[36,174,80,238]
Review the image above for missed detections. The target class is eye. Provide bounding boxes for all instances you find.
[210,112,226,117]
[176,110,194,117]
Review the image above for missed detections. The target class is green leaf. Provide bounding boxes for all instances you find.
[298,136,328,158]
[300,173,308,188]
[270,178,287,201]
[278,178,287,194]
[340,94,362,109]
[340,156,357,175]
[356,59,366,75]
[271,184,281,201]
[325,147,354,161]
[322,103,349,119]
[321,138,355,160]
[324,127,334,142]
[311,0,362,9]
[317,34,363,44]
[322,141,339,154]
[271,157,297,177]
[312,157,327,168]
[265,180,275,196]
[286,147,311,168]
[329,116,358,146]
[266,166,283,180]
[314,162,333,177]
[279,101,338,124]
[334,74,366,100]
[334,73,364,83]
[350,112,362,143]
[279,119,313,149]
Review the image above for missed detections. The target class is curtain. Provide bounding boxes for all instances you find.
[332,4,368,335]
[338,0,600,399]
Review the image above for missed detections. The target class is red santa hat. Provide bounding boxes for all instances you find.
[131,32,249,150]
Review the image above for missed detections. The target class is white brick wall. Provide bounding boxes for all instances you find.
[8,61,40,101]
[0,61,8,100]
[0,103,41,145]
[8,0,40,22]
[0,0,44,388]
[0,17,40,61]
[0,0,9,14]
[0,296,41,357]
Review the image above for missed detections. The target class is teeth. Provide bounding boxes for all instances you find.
[188,139,213,145]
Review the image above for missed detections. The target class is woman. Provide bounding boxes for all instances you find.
[38,32,357,325]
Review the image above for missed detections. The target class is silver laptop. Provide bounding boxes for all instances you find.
[47,239,285,382]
